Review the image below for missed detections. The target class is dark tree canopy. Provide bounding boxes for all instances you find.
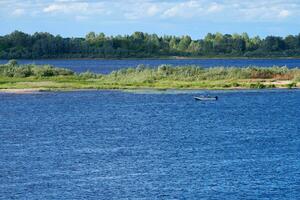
[1,31,300,59]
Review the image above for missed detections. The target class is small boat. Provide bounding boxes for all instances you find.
[194,96,218,101]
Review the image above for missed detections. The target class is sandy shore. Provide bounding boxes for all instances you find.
[0,89,43,94]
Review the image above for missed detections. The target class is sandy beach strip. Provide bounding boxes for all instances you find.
[0,89,43,94]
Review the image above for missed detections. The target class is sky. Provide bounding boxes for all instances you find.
[0,0,299,39]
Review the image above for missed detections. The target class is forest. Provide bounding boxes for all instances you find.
[1,31,300,59]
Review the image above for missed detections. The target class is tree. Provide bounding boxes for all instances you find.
[178,36,191,52]
[285,35,297,49]
[188,41,201,54]
[263,36,285,51]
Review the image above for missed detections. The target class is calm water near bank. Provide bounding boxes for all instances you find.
[0,89,299,199]
[1,58,300,73]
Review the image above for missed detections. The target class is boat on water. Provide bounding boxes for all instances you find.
[194,96,218,101]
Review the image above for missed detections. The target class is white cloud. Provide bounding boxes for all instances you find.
[207,2,223,13]
[147,5,160,16]
[1,0,299,22]
[278,9,291,18]
[225,1,296,21]
[162,1,223,18]
[163,1,202,18]
[11,8,25,16]
[121,1,163,20]
[43,2,89,14]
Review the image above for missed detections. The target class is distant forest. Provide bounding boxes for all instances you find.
[1,31,300,59]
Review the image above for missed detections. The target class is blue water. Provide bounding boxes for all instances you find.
[0,89,299,199]
[1,59,300,74]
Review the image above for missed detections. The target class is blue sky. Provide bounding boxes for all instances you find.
[0,0,299,39]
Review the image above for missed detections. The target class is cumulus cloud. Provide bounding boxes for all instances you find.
[0,0,299,22]
[43,2,90,14]
[121,1,164,20]
[278,9,291,18]
[163,1,202,18]
[162,1,223,18]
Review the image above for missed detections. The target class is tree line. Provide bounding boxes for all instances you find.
[1,31,300,59]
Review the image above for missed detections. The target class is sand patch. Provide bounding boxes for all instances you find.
[0,89,43,94]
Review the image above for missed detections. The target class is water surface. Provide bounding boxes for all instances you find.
[1,58,300,73]
[0,90,299,199]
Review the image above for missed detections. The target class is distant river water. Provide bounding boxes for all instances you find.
[1,58,300,74]
[0,89,299,199]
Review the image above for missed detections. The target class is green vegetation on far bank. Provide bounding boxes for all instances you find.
[2,31,300,59]
[0,60,299,91]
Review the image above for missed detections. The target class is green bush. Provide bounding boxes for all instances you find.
[79,71,98,79]
[250,82,266,89]
[8,59,18,66]
[32,66,57,77]
[267,84,276,88]
[1,66,15,77]
[106,65,298,82]
[0,61,74,77]
[231,82,240,87]
[32,66,73,77]
[14,66,34,77]
[287,82,297,89]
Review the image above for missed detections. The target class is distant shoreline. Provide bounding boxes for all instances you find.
[2,31,300,61]
[2,56,300,61]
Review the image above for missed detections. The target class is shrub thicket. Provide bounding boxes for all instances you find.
[107,65,299,82]
[0,60,74,77]
[1,61,299,86]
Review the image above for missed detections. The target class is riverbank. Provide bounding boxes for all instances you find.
[0,77,299,93]
[2,56,300,61]
[0,62,299,92]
